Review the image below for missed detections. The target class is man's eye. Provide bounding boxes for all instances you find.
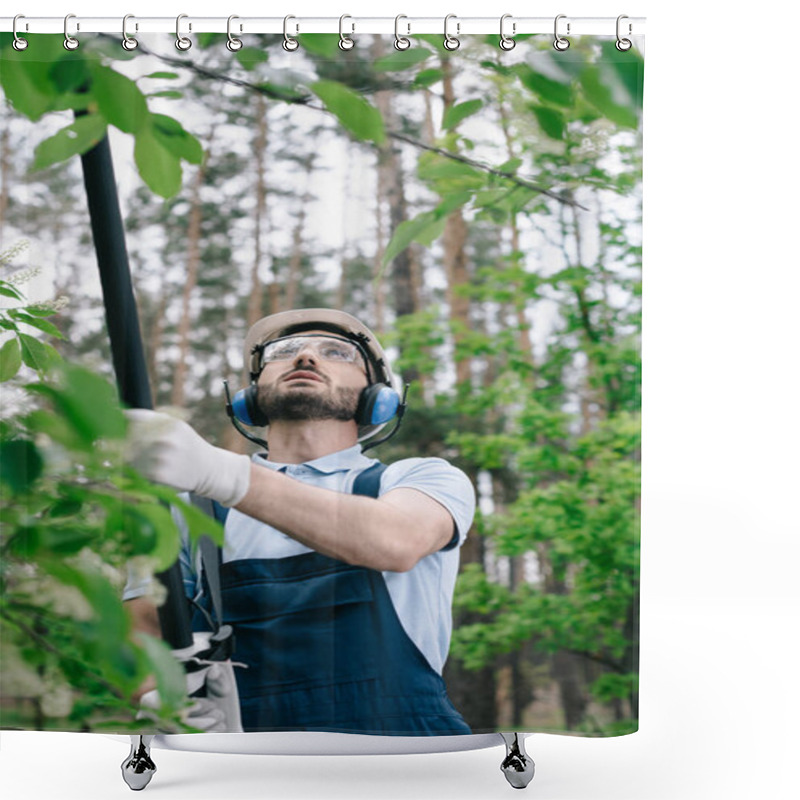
[320,345,350,360]
[266,342,298,360]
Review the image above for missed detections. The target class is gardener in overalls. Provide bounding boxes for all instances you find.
[124,309,474,735]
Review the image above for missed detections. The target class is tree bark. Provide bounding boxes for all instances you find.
[170,138,211,409]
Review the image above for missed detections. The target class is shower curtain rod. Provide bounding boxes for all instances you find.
[0,16,645,36]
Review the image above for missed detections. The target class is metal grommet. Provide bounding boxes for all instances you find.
[499,14,516,51]
[63,14,79,51]
[226,15,243,51]
[616,15,632,51]
[394,14,411,51]
[12,15,29,51]
[339,14,355,50]
[553,14,570,51]
[443,14,460,51]
[175,14,192,51]
[283,15,299,51]
[122,14,138,51]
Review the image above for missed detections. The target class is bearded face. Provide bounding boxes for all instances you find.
[256,377,361,422]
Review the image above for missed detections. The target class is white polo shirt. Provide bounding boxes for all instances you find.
[125,445,475,675]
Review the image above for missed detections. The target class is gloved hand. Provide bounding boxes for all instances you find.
[125,409,251,507]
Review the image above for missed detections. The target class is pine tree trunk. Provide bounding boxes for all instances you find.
[170,145,210,409]
[372,37,420,382]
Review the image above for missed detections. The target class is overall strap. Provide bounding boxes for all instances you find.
[351,461,387,498]
[189,492,227,632]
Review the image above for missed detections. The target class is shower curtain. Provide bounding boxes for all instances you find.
[0,25,643,741]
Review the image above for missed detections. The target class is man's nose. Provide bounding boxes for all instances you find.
[293,345,318,366]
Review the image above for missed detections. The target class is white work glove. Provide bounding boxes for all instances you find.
[125,409,251,507]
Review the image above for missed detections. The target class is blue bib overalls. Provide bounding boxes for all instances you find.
[209,463,471,736]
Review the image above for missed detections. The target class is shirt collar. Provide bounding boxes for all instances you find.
[253,444,373,474]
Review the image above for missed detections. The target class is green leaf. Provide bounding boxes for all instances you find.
[0,284,24,300]
[49,57,90,94]
[90,65,149,134]
[27,364,125,445]
[134,127,183,199]
[31,115,107,171]
[297,34,341,59]
[442,99,483,130]
[0,439,43,492]
[579,66,638,129]
[530,105,566,139]
[58,364,127,442]
[18,332,60,372]
[147,91,183,99]
[8,310,63,339]
[413,68,444,88]
[599,41,644,108]
[311,80,385,144]
[171,495,224,546]
[374,48,431,72]
[515,65,575,107]
[0,337,22,381]
[382,212,447,266]
[143,72,180,80]
[137,633,187,711]
[150,114,204,165]
[0,51,59,121]
[235,47,269,70]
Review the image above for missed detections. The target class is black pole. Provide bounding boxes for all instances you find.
[79,131,193,650]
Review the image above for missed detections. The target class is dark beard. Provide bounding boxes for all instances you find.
[257,382,360,422]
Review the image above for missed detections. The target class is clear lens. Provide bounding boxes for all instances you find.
[260,335,359,365]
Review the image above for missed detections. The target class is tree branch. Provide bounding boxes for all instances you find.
[124,37,585,210]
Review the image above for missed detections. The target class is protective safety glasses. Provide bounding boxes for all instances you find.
[259,334,364,368]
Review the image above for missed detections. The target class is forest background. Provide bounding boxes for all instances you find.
[0,29,642,736]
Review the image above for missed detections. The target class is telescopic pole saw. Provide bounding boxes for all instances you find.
[78,130,193,650]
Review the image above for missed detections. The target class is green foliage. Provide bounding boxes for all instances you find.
[0,34,203,198]
[0,247,222,731]
[311,80,386,144]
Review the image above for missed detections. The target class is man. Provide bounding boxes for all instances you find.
[125,308,474,736]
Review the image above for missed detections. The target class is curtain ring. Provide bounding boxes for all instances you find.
[394,15,411,51]
[63,14,79,51]
[12,15,29,51]
[499,14,516,51]
[616,15,632,51]
[122,14,138,51]
[443,14,460,51]
[553,14,570,51]
[175,14,192,51]
[226,15,243,52]
[283,15,299,51]
[339,15,355,50]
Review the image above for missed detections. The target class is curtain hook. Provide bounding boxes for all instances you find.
[499,14,516,51]
[283,15,299,51]
[339,14,355,50]
[122,14,138,51]
[616,15,633,51]
[226,15,243,52]
[175,14,192,51]
[443,14,460,51]
[12,15,29,51]
[394,14,411,51]
[553,14,570,51]
[63,14,79,51]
